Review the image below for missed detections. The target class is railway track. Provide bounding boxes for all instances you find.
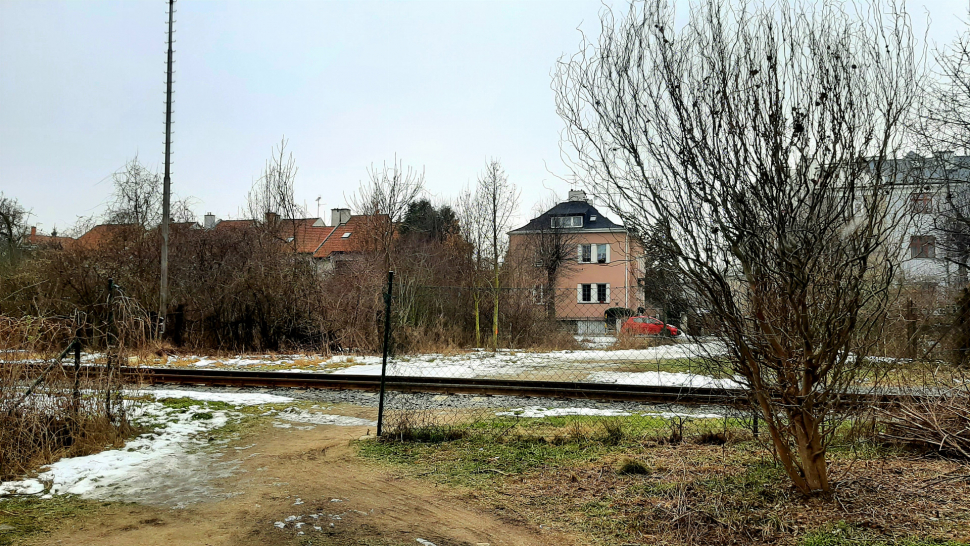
[7,362,918,407]
[8,364,908,408]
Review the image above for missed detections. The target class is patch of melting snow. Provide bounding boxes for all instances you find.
[0,390,284,505]
[497,407,632,418]
[0,480,45,496]
[643,411,724,419]
[586,370,740,388]
[496,406,725,420]
[416,539,438,546]
[147,388,293,405]
[323,341,726,381]
[276,408,376,427]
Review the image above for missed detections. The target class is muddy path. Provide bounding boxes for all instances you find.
[38,423,578,546]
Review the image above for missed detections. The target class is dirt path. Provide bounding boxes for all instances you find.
[37,422,578,546]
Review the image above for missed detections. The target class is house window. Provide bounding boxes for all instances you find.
[910,193,933,214]
[909,236,936,259]
[579,243,610,263]
[578,283,610,303]
[341,232,351,238]
[552,216,583,228]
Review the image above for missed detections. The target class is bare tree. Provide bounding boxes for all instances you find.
[555,0,918,494]
[103,158,194,228]
[476,160,519,350]
[0,194,29,269]
[350,156,424,271]
[456,186,490,346]
[509,197,581,320]
[247,137,303,223]
[914,20,970,276]
[105,158,162,228]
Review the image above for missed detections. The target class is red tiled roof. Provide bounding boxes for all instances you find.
[28,231,75,248]
[75,224,143,249]
[313,215,387,259]
[212,219,256,231]
[213,217,334,255]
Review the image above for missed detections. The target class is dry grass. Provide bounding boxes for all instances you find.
[610,332,675,351]
[364,421,970,545]
[878,368,970,460]
[477,445,970,545]
[0,315,141,479]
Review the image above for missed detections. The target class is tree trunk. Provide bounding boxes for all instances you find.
[492,266,499,350]
[473,291,481,347]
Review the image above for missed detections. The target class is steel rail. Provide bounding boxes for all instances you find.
[128,366,907,407]
[7,364,915,407]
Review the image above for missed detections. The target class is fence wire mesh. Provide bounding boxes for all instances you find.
[378,284,757,442]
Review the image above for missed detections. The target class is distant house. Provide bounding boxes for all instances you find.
[211,212,335,259]
[874,152,970,287]
[508,190,644,334]
[312,208,393,273]
[74,223,144,249]
[26,226,74,249]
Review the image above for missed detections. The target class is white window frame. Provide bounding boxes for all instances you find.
[577,283,610,303]
[578,243,610,264]
[552,216,583,229]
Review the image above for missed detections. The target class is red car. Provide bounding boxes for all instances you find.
[621,316,680,336]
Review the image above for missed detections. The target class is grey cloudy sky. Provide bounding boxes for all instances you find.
[1,1,967,234]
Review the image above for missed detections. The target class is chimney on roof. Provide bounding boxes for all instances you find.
[331,208,351,227]
[265,211,279,226]
[31,226,37,237]
[203,213,216,229]
[568,190,587,202]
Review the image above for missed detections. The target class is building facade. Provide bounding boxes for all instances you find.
[508,190,643,334]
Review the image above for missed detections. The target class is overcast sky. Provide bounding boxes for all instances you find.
[1,1,967,234]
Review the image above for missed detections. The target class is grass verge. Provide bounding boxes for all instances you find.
[358,418,970,546]
[0,495,102,546]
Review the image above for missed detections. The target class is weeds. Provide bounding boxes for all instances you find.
[0,495,100,546]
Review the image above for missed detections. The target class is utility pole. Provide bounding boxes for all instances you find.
[159,0,175,334]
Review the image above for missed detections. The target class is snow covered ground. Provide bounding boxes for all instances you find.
[153,340,730,388]
[0,388,371,506]
[495,406,725,419]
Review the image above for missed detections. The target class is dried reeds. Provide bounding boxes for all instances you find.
[878,368,970,460]
[0,306,147,479]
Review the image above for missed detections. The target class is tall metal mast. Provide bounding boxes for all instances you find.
[159,0,175,334]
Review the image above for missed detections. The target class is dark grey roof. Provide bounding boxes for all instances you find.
[871,153,970,186]
[510,200,623,233]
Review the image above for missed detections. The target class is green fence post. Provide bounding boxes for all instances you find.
[377,271,395,437]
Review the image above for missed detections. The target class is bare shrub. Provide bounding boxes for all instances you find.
[879,368,970,459]
[0,315,137,479]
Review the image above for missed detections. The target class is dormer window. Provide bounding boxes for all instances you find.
[590,215,597,222]
[342,232,351,238]
[551,216,583,228]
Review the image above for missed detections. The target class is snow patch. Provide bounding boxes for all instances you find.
[497,406,632,418]
[586,370,740,388]
[275,409,376,427]
[147,388,293,405]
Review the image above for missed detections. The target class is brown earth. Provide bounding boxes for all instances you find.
[34,423,579,546]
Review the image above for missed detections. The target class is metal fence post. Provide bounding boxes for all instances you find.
[376,271,395,437]
[106,278,115,420]
[73,340,81,417]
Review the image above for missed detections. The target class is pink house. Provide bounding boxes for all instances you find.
[508,190,643,334]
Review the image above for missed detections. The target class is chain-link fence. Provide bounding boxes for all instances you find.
[376,281,756,441]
